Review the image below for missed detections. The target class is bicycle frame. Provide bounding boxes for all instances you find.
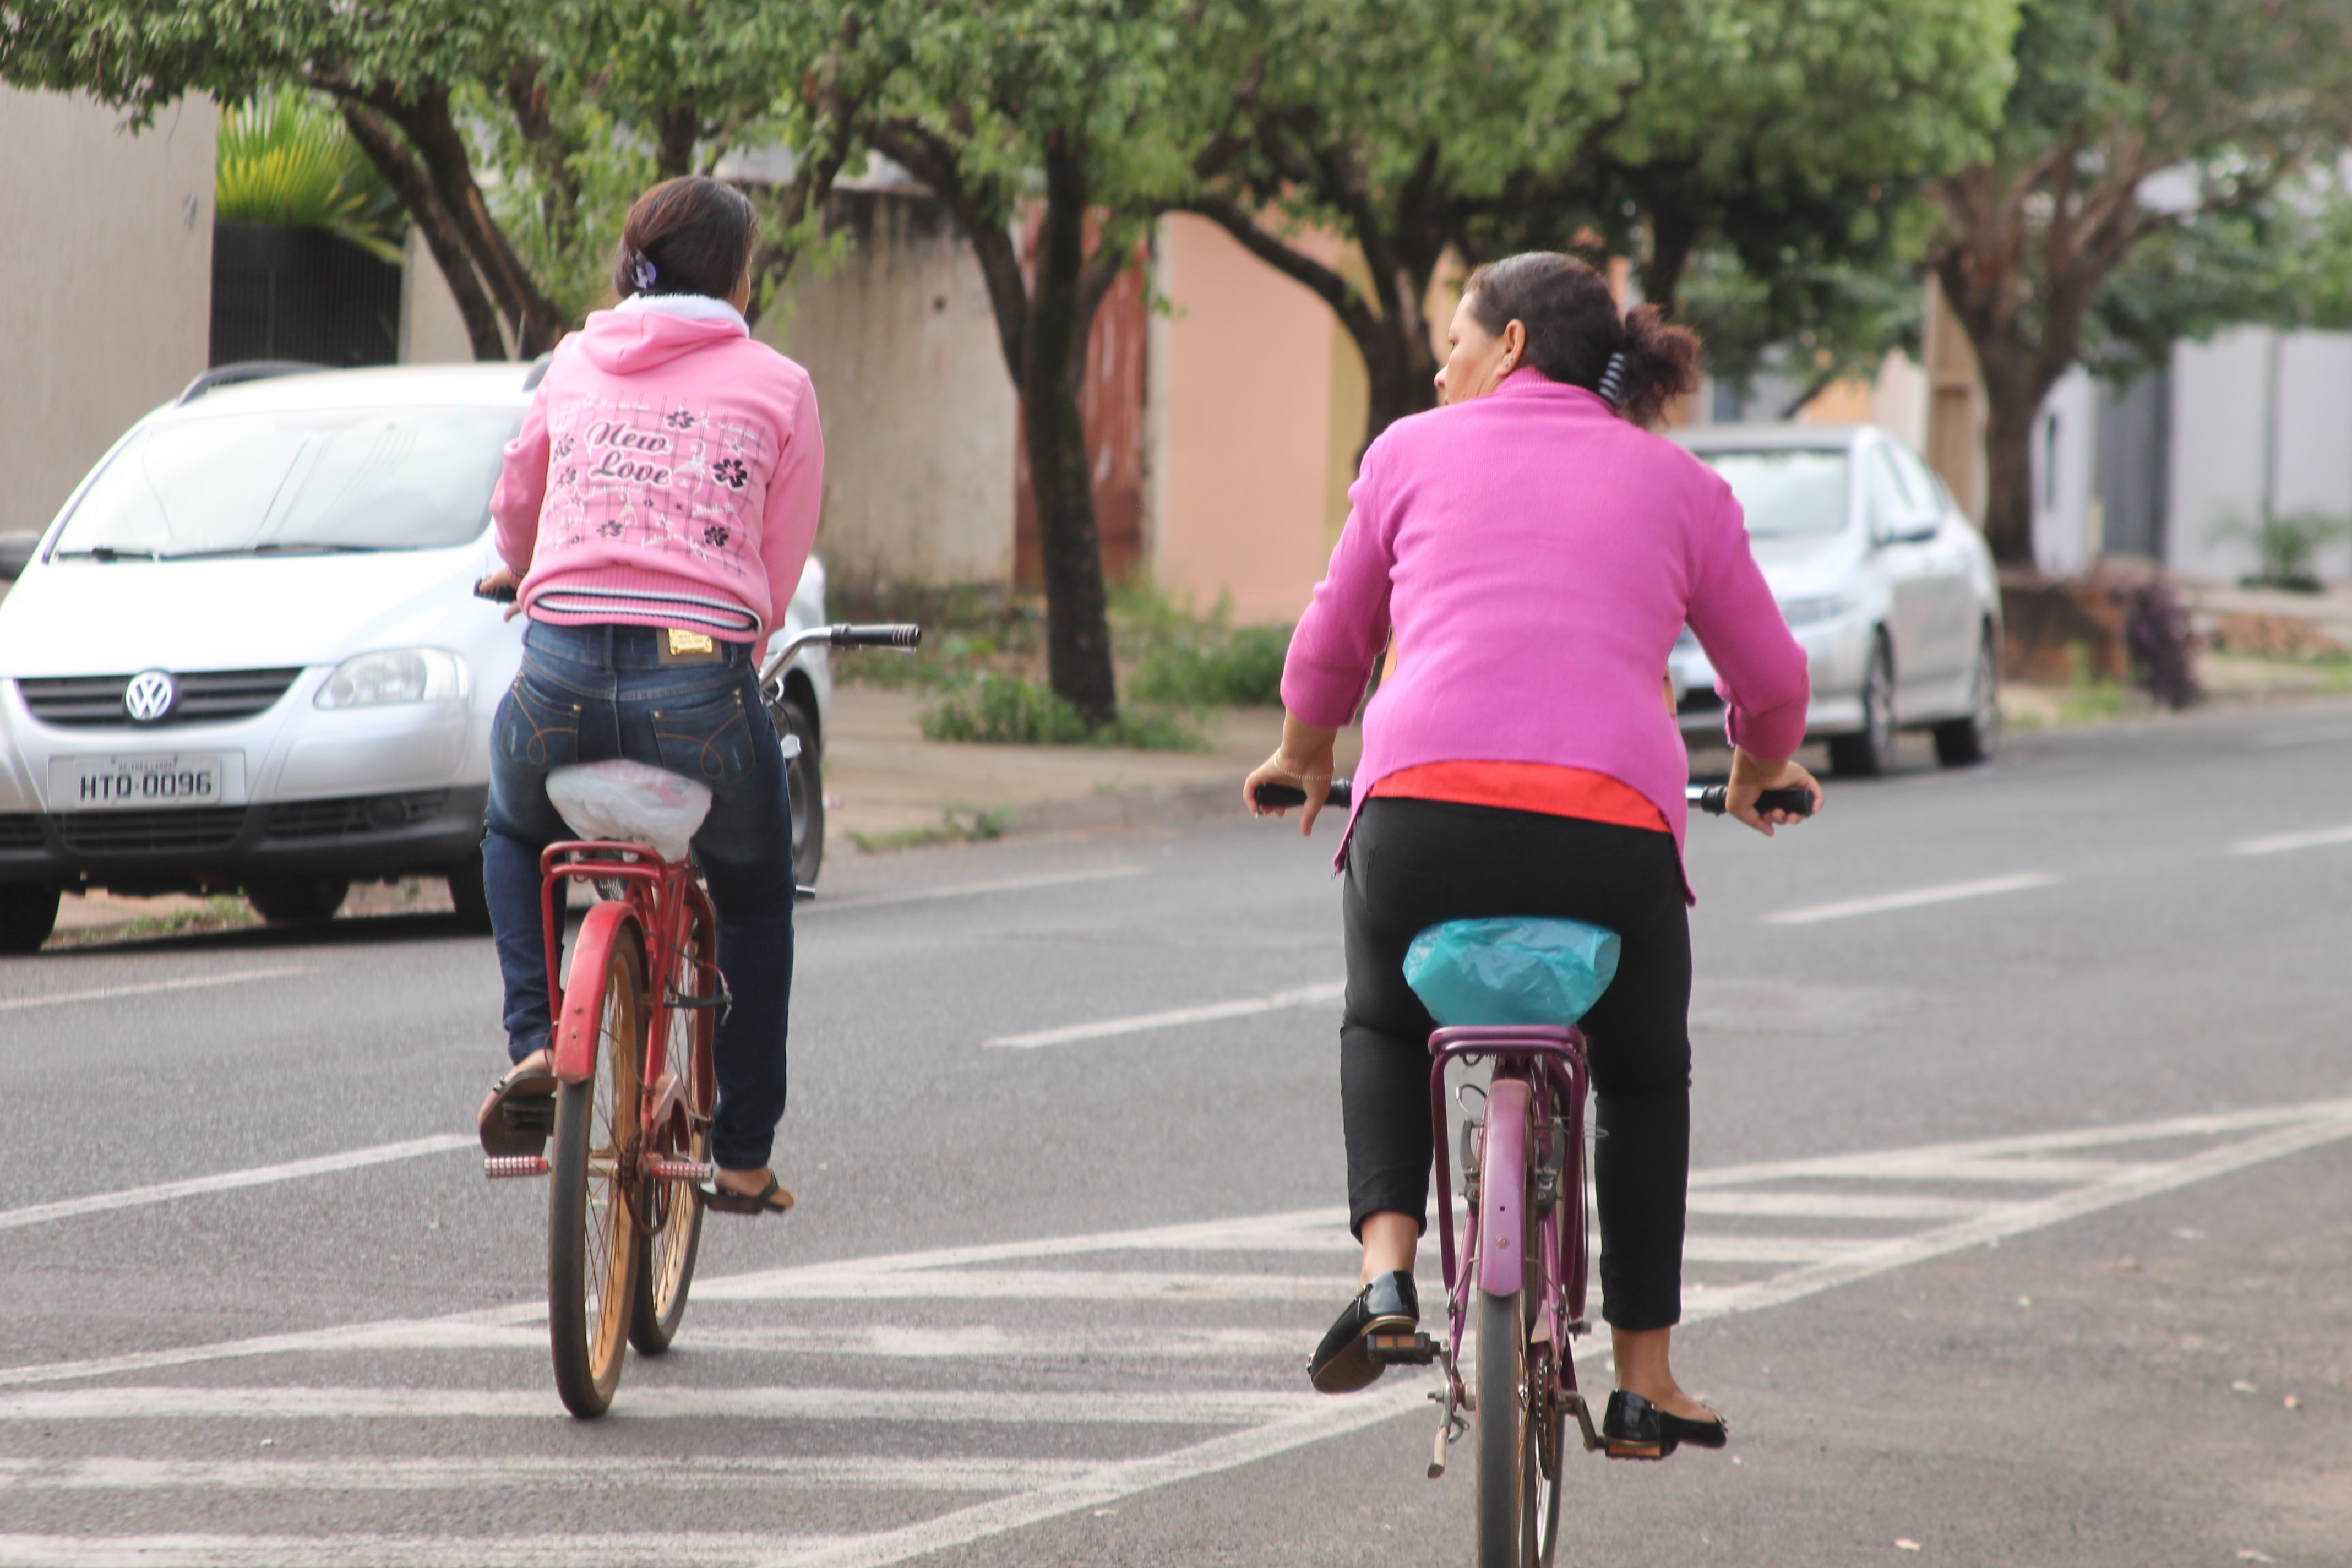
[539,841,720,1189]
[1428,1026,1604,1459]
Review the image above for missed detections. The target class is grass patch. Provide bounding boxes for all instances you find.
[919,673,1206,751]
[846,803,1016,854]
[44,894,257,949]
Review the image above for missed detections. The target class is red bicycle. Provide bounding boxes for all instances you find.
[485,621,919,1417]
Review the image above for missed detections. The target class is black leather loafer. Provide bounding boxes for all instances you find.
[1308,1271,1418,1395]
[1601,1389,1729,1459]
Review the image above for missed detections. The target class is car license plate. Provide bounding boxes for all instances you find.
[51,753,244,811]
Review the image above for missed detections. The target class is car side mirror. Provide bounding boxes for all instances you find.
[1875,508,1941,546]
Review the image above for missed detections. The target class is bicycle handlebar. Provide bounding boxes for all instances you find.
[1251,777,1815,819]
[473,578,518,603]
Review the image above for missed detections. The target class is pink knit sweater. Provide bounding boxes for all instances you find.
[1283,369,1809,876]
[492,301,824,642]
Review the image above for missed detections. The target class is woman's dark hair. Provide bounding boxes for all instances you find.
[612,176,757,302]
[1461,252,1701,428]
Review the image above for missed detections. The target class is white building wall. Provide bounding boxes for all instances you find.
[0,89,217,538]
[2030,366,2101,574]
[2165,327,2352,584]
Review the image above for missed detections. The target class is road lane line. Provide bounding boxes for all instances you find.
[694,1267,1412,1304]
[0,1135,474,1233]
[0,1386,1315,1427]
[808,865,1145,913]
[0,1454,1095,1495]
[985,979,1344,1048]
[1685,1191,1991,1220]
[0,1533,838,1567]
[0,967,311,1014]
[2230,824,2352,855]
[1763,872,2060,926]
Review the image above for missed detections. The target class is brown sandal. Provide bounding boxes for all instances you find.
[700,1173,794,1216]
[476,1053,557,1157]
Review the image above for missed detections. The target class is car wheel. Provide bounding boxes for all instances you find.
[447,846,494,934]
[1933,630,2002,767]
[1827,632,1896,777]
[244,876,350,925]
[771,693,823,888]
[0,884,59,954]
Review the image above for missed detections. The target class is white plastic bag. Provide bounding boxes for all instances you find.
[545,759,713,863]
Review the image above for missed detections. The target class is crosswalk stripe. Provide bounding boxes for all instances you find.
[0,1534,835,1568]
[0,1455,1094,1495]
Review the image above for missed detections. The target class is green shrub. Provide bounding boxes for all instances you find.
[1129,621,1290,706]
[919,673,1206,751]
[216,90,404,263]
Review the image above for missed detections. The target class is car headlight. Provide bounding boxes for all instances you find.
[1778,594,1859,628]
[315,648,469,709]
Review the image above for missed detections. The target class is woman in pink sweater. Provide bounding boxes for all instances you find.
[1248,254,1819,1455]
[472,177,823,1218]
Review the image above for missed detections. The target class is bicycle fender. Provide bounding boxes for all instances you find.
[553,901,641,1086]
[1479,1077,1533,1299]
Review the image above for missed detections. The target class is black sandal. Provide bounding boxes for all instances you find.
[1601,1389,1729,1460]
[700,1173,795,1216]
[476,1056,557,1158]
[1308,1271,1418,1394]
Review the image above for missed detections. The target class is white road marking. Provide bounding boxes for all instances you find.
[2230,824,2352,855]
[1685,1191,1990,1220]
[693,1267,1386,1304]
[1764,873,2060,925]
[808,865,1145,913]
[0,1455,1093,1495]
[11,1099,2352,1568]
[0,1386,1315,1427]
[0,1535,836,1568]
[0,1135,475,1233]
[985,980,1345,1048]
[0,967,309,1014]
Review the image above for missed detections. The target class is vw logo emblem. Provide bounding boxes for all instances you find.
[123,669,177,723]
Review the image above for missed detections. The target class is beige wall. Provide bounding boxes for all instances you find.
[1150,215,1359,625]
[398,227,494,364]
[758,188,1018,592]
[0,89,217,537]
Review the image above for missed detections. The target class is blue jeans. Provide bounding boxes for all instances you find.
[483,621,795,1172]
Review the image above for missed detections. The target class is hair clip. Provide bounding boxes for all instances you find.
[631,255,658,291]
[1595,350,1627,409]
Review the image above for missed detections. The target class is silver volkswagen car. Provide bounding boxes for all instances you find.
[0,361,835,953]
[1669,423,2002,777]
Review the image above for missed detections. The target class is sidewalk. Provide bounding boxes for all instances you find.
[818,688,1360,854]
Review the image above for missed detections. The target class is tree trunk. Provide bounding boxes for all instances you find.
[1641,205,1701,316]
[335,101,508,361]
[655,107,699,182]
[1980,364,2040,568]
[1020,138,1120,729]
[1357,309,1439,453]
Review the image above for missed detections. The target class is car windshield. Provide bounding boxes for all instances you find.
[1697,449,1850,537]
[52,405,522,558]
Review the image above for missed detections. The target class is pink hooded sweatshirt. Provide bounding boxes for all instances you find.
[491,298,824,642]
[1283,368,1809,887]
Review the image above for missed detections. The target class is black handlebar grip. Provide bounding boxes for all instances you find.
[832,623,923,649]
[473,579,518,603]
[1251,778,1353,810]
[1687,784,1815,818]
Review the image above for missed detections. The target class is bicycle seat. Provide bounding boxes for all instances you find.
[545,759,712,863]
[1402,917,1621,1027]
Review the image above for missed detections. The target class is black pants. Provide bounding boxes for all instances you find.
[1342,797,1693,1330]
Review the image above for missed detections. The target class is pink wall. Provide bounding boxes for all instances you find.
[1150,216,1357,626]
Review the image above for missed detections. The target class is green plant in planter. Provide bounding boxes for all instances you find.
[2209,509,2352,593]
[216,90,404,264]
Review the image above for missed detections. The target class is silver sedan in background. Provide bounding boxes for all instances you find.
[1669,423,2002,776]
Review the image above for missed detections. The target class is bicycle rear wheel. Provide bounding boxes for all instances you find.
[1476,1285,1527,1567]
[548,918,646,1418]
[631,902,714,1354]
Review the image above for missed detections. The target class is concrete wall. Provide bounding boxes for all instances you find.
[757,187,1017,592]
[2030,366,2101,574]
[0,89,217,537]
[1149,215,1356,625]
[2163,328,2352,584]
[397,227,492,364]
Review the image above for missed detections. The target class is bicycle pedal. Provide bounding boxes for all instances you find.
[1567,1317,1592,1337]
[1365,1331,1437,1365]
[483,1155,549,1179]
[644,1157,716,1183]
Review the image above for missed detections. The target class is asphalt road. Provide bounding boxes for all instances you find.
[4,702,2351,1567]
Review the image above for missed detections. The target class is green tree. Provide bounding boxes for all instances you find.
[1923,0,2352,565]
[863,0,1196,728]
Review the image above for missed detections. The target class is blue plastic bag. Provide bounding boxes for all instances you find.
[1402,918,1622,1027]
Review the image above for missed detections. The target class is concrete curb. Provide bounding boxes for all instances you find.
[1006,780,1240,838]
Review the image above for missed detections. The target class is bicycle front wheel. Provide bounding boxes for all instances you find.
[548,915,646,1418]
[1476,1285,1528,1567]
[631,900,714,1354]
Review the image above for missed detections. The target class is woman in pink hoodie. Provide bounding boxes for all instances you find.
[472,177,823,1217]
[1249,254,1820,1454]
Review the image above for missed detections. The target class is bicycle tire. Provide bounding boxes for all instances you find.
[631,901,714,1354]
[548,918,646,1418]
[1476,1284,1528,1567]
